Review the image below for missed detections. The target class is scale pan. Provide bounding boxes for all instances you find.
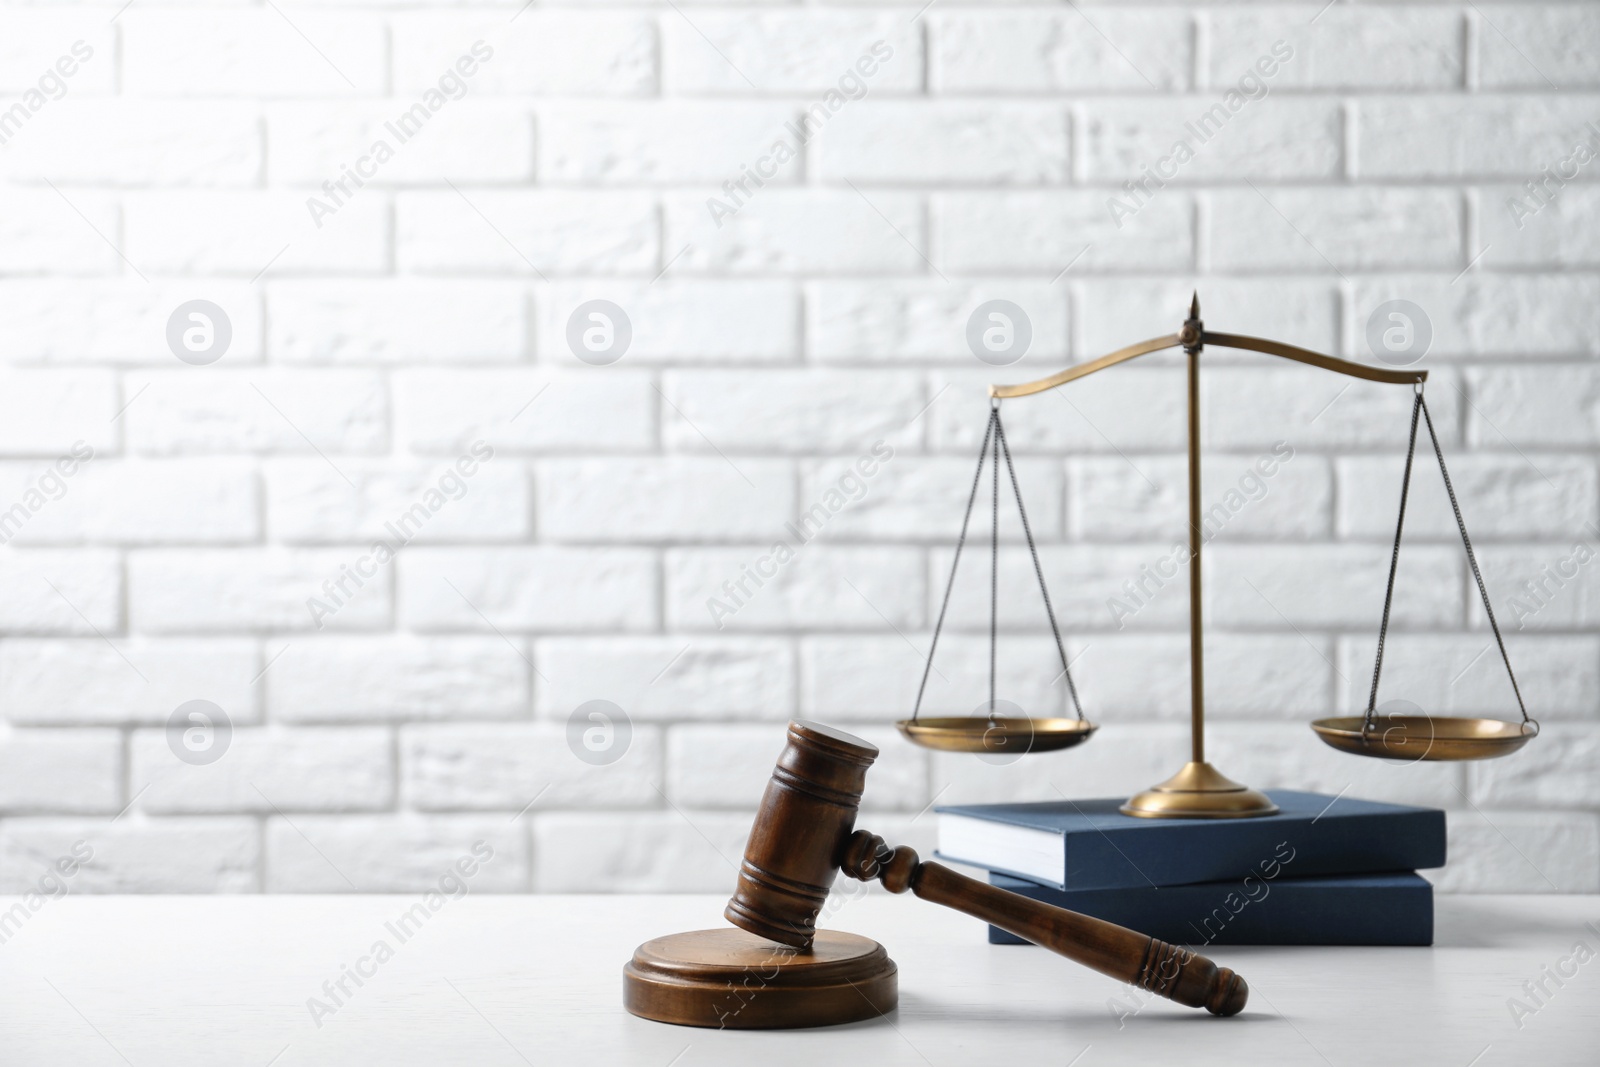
[1310,716,1537,761]
[895,717,1097,754]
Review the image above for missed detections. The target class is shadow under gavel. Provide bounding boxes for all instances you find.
[726,720,1248,1017]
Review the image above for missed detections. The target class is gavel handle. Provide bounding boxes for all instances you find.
[840,830,1247,1017]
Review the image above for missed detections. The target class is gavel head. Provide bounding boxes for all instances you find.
[724,720,878,949]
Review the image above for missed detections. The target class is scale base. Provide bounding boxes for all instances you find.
[624,928,897,1029]
[1120,761,1280,819]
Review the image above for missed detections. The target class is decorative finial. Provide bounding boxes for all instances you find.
[1180,291,1203,354]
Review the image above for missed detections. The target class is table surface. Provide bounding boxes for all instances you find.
[0,893,1596,1066]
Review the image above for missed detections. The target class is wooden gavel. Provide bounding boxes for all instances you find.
[725,720,1248,1017]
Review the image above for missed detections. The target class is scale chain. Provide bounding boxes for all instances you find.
[1364,391,1531,735]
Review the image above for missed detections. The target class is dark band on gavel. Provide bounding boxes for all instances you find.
[725,720,1248,1017]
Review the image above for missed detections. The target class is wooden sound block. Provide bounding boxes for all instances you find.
[623,928,897,1030]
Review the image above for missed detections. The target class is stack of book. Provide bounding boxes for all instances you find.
[935,790,1443,946]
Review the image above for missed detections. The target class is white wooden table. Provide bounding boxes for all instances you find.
[0,894,1594,1065]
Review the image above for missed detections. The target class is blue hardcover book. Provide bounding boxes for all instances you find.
[986,870,1434,947]
[935,790,1445,891]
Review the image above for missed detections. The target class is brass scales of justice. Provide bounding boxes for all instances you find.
[622,296,1540,1031]
[896,294,1538,818]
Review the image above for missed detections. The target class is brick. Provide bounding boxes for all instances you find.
[809,280,1069,364]
[1433,811,1599,892]
[664,190,926,276]
[0,819,260,893]
[266,455,527,545]
[1076,278,1341,357]
[537,457,793,542]
[0,102,262,186]
[395,369,656,455]
[1342,634,1597,720]
[1206,7,1463,90]
[271,280,525,364]
[1479,5,1600,88]
[931,10,1191,93]
[0,459,259,545]
[532,811,749,892]
[1207,543,1462,629]
[124,369,387,456]
[1470,723,1600,809]
[0,369,116,453]
[401,722,662,810]
[1209,188,1464,271]
[124,192,387,276]
[1071,450,1331,542]
[935,190,1190,273]
[540,102,804,184]
[1083,99,1343,181]
[1077,633,1336,722]
[266,815,528,892]
[800,634,1069,723]
[267,102,535,185]
[1337,454,1596,541]
[129,549,391,633]
[1350,276,1600,358]
[660,370,925,453]
[1359,96,1599,179]
[0,13,113,95]
[393,13,657,97]
[0,638,260,727]
[0,190,119,275]
[0,727,119,814]
[801,454,1063,542]
[1482,185,1600,268]
[818,103,1069,184]
[929,367,1186,455]
[661,12,920,95]
[397,191,658,275]
[0,283,263,364]
[935,544,1194,633]
[536,282,799,364]
[1476,543,1600,631]
[666,546,923,631]
[122,11,386,97]
[1465,365,1600,447]
[667,723,926,811]
[535,637,795,722]
[399,547,657,632]
[0,550,120,636]
[1200,366,1460,451]
[128,727,392,814]
[268,636,528,723]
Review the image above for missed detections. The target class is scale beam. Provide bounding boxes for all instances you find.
[988,331,1427,399]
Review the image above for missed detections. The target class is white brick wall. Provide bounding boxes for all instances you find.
[0,1,1594,896]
